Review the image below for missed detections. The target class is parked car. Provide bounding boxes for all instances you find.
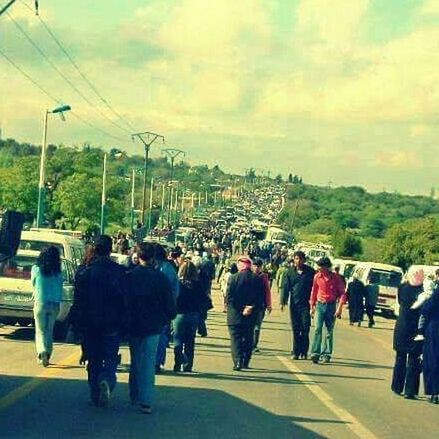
[0,250,75,336]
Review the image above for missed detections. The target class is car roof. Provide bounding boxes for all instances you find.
[21,231,84,246]
[354,262,403,272]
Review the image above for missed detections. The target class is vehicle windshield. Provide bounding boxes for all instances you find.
[369,269,402,287]
[19,241,65,256]
[0,255,37,280]
[344,264,356,279]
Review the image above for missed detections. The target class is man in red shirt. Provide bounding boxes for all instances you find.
[310,257,346,364]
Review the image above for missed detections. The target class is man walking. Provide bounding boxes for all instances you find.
[198,252,216,337]
[72,236,126,407]
[125,243,176,414]
[280,251,315,360]
[226,256,265,370]
[309,257,346,364]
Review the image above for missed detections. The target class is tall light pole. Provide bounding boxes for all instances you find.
[130,168,136,232]
[100,153,108,234]
[147,177,154,232]
[36,104,71,228]
[162,148,185,228]
[131,131,164,226]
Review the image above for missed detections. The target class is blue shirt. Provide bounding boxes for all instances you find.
[157,261,180,299]
[31,265,63,303]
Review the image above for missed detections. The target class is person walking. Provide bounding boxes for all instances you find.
[72,236,126,407]
[280,251,315,360]
[173,260,206,373]
[391,269,424,399]
[125,243,176,414]
[154,244,180,374]
[309,257,346,364]
[221,263,238,313]
[197,252,216,337]
[422,280,439,404]
[226,256,265,370]
[31,246,63,367]
[364,278,379,328]
[346,275,366,326]
[253,258,272,353]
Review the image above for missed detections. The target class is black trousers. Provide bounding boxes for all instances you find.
[365,304,375,324]
[228,324,254,366]
[289,304,311,357]
[391,351,421,396]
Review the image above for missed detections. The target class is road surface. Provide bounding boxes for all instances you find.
[0,286,437,439]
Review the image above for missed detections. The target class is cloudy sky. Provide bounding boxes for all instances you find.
[0,0,438,194]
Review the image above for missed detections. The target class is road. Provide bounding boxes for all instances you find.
[0,285,437,439]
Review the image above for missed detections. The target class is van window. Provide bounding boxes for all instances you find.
[344,264,356,279]
[368,269,402,287]
[0,255,37,280]
[72,247,84,266]
[19,240,64,256]
[62,260,74,284]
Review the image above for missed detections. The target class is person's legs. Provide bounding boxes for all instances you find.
[155,323,170,369]
[322,303,336,359]
[198,309,208,337]
[290,306,301,357]
[228,325,242,367]
[173,314,185,370]
[136,334,160,407]
[391,351,407,394]
[299,305,311,358]
[128,337,140,404]
[99,333,120,392]
[242,324,255,367]
[33,302,47,360]
[183,312,199,371]
[44,303,60,359]
[310,303,325,361]
[253,309,265,350]
[84,333,103,404]
[405,353,421,397]
[365,304,375,327]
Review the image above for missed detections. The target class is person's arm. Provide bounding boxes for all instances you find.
[263,273,272,312]
[280,271,290,310]
[309,274,318,309]
[335,275,347,317]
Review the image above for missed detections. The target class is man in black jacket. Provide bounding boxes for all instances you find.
[125,242,176,414]
[280,251,315,360]
[226,256,265,370]
[73,235,126,407]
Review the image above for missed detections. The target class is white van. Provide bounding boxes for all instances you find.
[19,230,85,268]
[0,250,75,335]
[333,259,360,280]
[350,262,403,315]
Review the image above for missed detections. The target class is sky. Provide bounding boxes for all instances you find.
[0,0,438,195]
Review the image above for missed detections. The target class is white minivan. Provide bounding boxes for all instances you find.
[19,230,85,269]
[349,262,403,316]
[0,250,75,335]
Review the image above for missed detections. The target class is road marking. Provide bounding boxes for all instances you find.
[277,356,379,439]
[0,350,79,411]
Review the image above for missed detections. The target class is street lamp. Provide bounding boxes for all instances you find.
[36,104,71,228]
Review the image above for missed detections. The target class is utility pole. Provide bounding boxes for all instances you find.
[131,131,164,226]
[162,148,185,228]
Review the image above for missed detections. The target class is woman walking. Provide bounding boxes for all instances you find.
[31,246,63,367]
[391,269,424,399]
[173,260,206,372]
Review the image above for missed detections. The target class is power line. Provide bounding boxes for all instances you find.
[6,10,132,136]
[20,0,137,133]
[0,46,127,142]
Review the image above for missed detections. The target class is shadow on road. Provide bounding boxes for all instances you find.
[0,374,334,439]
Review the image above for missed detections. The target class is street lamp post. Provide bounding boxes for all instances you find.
[130,168,136,232]
[36,104,71,228]
[100,153,108,234]
[147,177,154,232]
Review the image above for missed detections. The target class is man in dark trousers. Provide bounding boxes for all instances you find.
[198,252,216,337]
[226,256,265,370]
[280,251,315,360]
[72,235,126,408]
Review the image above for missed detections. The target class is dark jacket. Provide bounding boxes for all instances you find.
[199,258,216,292]
[125,265,176,337]
[72,257,126,334]
[226,268,265,326]
[177,280,206,314]
[393,282,422,354]
[280,264,315,308]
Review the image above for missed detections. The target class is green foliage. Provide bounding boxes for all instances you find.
[381,217,439,270]
[333,230,363,258]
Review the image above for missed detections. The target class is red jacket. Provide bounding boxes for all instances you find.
[310,271,347,307]
[257,271,272,309]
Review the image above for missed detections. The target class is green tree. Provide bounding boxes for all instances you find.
[333,230,363,258]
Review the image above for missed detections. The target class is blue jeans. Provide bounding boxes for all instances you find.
[311,302,336,358]
[33,302,60,358]
[84,333,120,403]
[129,334,160,406]
[156,323,170,367]
[173,313,199,369]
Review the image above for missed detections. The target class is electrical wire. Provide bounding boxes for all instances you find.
[19,0,137,133]
[6,10,133,136]
[0,46,127,142]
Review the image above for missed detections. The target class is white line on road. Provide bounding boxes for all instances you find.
[277,356,379,439]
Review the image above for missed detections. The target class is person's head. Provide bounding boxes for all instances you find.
[131,252,139,265]
[154,244,167,262]
[293,251,306,269]
[94,235,113,257]
[334,266,340,274]
[316,257,332,273]
[37,246,61,276]
[229,262,238,274]
[407,267,425,287]
[253,258,263,273]
[178,260,199,283]
[237,256,252,271]
[136,242,155,265]
[83,244,97,266]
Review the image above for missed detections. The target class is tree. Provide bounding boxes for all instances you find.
[288,173,293,183]
[362,214,386,238]
[54,173,101,229]
[275,174,283,184]
[333,230,363,258]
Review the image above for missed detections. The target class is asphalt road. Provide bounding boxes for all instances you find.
[0,286,437,439]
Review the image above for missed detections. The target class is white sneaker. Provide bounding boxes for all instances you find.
[414,334,424,342]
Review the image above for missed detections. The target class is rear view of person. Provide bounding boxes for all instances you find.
[72,236,126,407]
[31,246,63,367]
[346,276,366,326]
[173,260,205,372]
[125,243,176,414]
